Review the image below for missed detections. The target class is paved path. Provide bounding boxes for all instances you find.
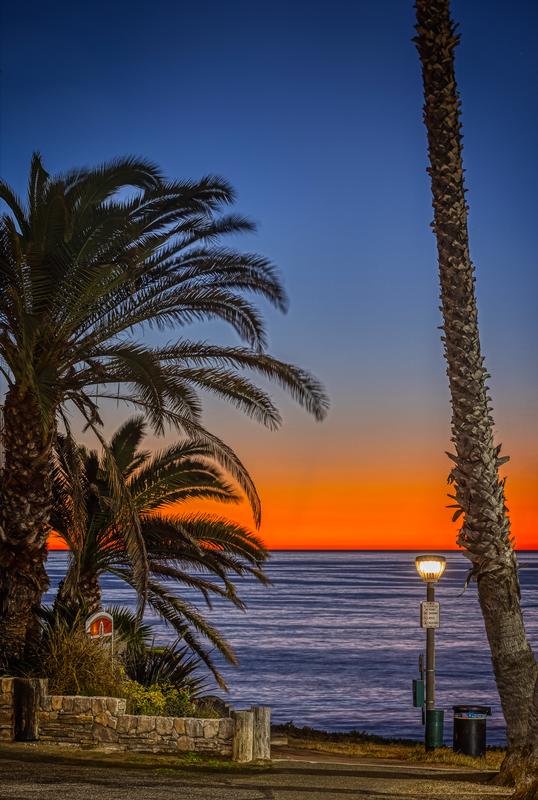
[0,747,510,800]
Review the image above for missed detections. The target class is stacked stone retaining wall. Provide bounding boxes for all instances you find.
[0,679,270,760]
[39,693,233,754]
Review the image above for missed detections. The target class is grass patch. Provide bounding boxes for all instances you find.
[273,724,504,770]
[0,742,270,773]
[288,738,503,769]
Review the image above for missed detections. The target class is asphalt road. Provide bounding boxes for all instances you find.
[0,752,510,800]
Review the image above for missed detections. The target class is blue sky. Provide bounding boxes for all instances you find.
[2,0,537,547]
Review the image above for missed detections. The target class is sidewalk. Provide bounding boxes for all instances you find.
[0,742,510,800]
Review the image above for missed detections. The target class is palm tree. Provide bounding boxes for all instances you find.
[414,0,537,790]
[51,417,270,686]
[0,155,328,659]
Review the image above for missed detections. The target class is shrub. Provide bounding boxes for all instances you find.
[123,681,167,716]
[163,684,196,716]
[40,623,122,697]
[194,695,227,718]
[123,680,196,716]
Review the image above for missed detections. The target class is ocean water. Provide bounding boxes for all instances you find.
[45,550,538,745]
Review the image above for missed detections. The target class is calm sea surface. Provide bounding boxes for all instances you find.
[45,550,538,745]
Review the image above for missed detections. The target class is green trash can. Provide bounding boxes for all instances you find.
[453,706,491,756]
[425,709,444,749]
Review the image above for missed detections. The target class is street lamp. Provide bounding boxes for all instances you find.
[415,554,446,750]
[415,555,446,583]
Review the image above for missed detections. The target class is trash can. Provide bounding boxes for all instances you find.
[453,705,491,756]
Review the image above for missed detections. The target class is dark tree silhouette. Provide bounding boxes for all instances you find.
[0,155,328,659]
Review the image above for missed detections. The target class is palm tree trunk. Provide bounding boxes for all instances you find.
[54,570,102,617]
[0,386,53,662]
[78,571,102,615]
[512,681,538,799]
[414,0,537,780]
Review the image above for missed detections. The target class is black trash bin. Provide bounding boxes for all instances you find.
[453,706,491,756]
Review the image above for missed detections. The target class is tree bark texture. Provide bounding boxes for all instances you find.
[0,386,53,662]
[511,679,538,797]
[55,570,102,617]
[414,0,537,768]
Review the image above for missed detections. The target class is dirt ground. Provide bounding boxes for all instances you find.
[0,744,512,800]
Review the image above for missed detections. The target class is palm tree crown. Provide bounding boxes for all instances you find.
[52,417,270,685]
[0,154,328,657]
[0,153,327,516]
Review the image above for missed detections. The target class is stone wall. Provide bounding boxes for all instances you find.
[0,678,14,741]
[39,694,234,755]
[0,678,269,760]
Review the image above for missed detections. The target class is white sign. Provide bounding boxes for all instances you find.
[85,611,114,640]
[420,601,440,629]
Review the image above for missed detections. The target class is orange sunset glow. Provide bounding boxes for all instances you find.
[46,393,537,553]
[48,463,537,552]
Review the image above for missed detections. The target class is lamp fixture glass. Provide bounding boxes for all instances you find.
[415,554,446,583]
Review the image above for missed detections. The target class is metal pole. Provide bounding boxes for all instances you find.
[425,582,435,708]
[425,581,435,749]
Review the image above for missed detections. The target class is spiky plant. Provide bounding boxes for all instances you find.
[107,607,207,696]
[122,639,207,698]
[52,416,269,686]
[0,154,328,659]
[414,0,537,790]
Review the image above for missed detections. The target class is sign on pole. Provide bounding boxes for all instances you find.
[85,611,114,652]
[420,601,440,629]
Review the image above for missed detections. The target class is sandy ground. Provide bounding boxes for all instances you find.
[0,744,512,800]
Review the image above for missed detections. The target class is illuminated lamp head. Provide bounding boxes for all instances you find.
[415,554,446,583]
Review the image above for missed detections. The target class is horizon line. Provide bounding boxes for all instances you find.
[48,547,537,553]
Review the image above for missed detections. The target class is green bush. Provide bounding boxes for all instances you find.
[123,681,167,715]
[162,684,196,716]
[123,680,196,717]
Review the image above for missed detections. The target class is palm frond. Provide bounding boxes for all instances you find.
[106,605,153,649]
[0,181,28,234]
[146,580,237,670]
[109,416,148,475]
[157,341,329,422]
[87,422,148,617]
[1,155,327,445]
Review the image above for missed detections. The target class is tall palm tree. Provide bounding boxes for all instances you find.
[414,0,537,789]
[51,417,269,686]
[0,155,328,660]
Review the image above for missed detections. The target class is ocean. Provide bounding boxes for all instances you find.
[45,550,538,745]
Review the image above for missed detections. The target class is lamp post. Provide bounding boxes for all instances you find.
[415,554,446,750]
